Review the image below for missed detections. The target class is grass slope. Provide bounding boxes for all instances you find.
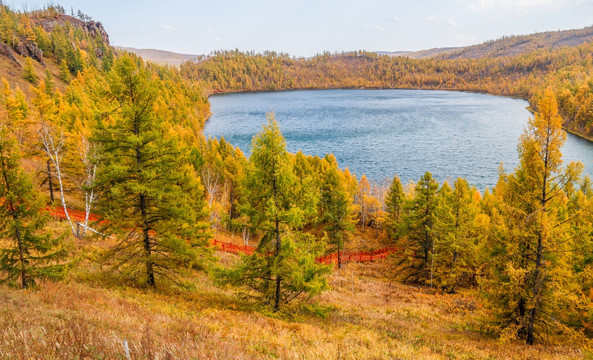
[0,237,585,359]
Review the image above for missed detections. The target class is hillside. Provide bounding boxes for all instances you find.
[121,25,593,66]
[378,47,463,59]
[377,25,593,60]
[442,25,593,59]
[0,248,585,360]
[0,7,114,97]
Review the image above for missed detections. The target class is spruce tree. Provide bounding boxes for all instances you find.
[0,126,68,288]
[93,56,210,288]
[219,115,329,311]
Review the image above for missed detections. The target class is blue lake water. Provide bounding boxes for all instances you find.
[204,89,593,190]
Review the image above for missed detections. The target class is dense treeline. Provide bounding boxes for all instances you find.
[0,3,592,349]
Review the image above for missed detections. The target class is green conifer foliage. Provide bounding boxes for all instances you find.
[0,127,68,288]
[219,115,329,311]
[59,60,71,83]
[94,56,210,288]
[397,171,439,284]
[385,175,405,240]
[320,162,355,268]
[432,178,483,291]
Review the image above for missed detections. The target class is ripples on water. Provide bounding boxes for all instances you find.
[205,89,593,190]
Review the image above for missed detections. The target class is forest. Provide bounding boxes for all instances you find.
[0,4,592,359]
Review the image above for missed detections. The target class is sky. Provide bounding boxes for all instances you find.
[5,0,593,56]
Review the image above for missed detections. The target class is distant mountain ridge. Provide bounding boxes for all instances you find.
[440,25,593,59]
[120,25,593,66]
[116,46,204,66]
[381,25,593,60]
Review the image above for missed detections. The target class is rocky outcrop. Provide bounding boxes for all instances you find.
[84,21,110,46]
[14,40,44,63]
[35,15,111,47]
[0,43,20,66]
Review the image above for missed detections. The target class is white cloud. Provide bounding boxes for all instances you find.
[390,16,402,23]
[365,25,387,32]
[446,18,458,26]
[207,28,214,33]
[161,24,176,31]
[425,16,439,23]
[469,0,586,10]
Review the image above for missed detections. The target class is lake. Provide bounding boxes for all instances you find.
[204,89,593,190]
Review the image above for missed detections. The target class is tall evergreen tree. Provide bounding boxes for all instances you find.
[93,56,210,288]
[219,115,329,311]
[0,126,68,288]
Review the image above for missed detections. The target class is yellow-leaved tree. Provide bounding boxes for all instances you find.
[480,89,586,344]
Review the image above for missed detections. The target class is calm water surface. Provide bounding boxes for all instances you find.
[205,89,593,190]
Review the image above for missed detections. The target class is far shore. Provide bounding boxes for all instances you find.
[204,87,593,145]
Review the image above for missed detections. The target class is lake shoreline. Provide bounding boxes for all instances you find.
[203,87,529,125]
[205,88,593,146]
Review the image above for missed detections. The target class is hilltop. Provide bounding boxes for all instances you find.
[123,25,593,66]
[377,25,593,60]
[441,25,593,59]
[116,46,204,66]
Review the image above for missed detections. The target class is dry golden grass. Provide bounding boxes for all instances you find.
[0,229,588,359]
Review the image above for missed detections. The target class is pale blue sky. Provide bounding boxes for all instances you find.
[6,0,593,56]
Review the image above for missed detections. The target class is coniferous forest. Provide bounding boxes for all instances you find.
[0,4,592,359]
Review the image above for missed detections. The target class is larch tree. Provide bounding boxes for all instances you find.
[481,89,585,344]
[0,126,68,288]
[93,56,210,288]
[432,178,483,291]
[385,175,405,240]
[218,115,329,312]
[320,161,355,268]
[396,171,439,284]
[23,57,38,84]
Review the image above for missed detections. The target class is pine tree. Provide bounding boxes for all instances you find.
[22,57,38,84]
[320,161,355,268]
[481,89,585,344]
[93,56,210,288]
[0,126,68,288]
[219,115,329,311]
